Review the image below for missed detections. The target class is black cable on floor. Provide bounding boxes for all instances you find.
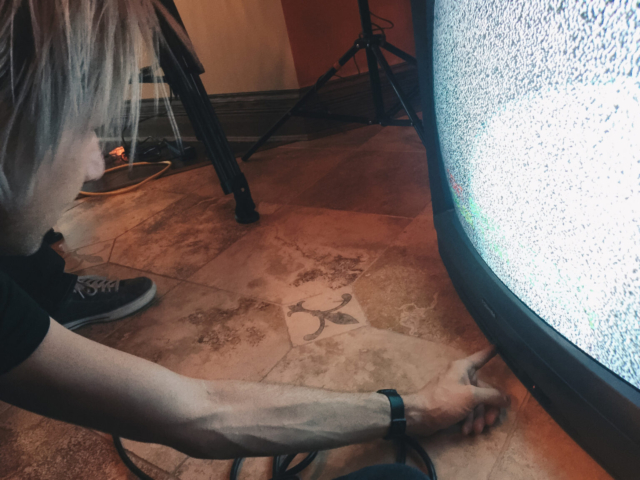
[113,436,155,480]
[115,435,436,480]
[401,435,437,480]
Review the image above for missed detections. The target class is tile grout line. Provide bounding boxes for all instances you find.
[284,202,421,221]
[107,191,188,248]
[283,158,355,209]
[126,449,181,480]
[485,391,532,480]
[349,201,432,289]
[170,456,189,477]
[168,202,275,284]
[60,191,187,255]
[260,324,374,385]
[54,237,114,260]
[106,259,187,283]
[258,344,294,383]
[107,236,116,263]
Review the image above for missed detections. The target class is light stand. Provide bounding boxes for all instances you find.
[241,0,425,162]
[154,0,259,224]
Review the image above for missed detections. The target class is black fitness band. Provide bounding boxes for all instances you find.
[377,389,406,440]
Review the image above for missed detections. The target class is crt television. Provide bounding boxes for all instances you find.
[410,1,640,478]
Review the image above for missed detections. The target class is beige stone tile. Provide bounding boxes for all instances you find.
[101,282,291,381]
[264,328,527,480]
[55,188,183,250]
[359,125,425,153]
[174,456,273,480]
[239,146,352,204]
[489,395,613,480]
[70,263,181,343]
[189,206,411,305]
[110,196,257,279]
[265,327,523,401]
[354,210,489,354]
[265,327,458,393]
[292,150,430,217]
[281,125,383,150]
[121,438,187,474]
[284,286,367,345]
[146,165,225,199]
[53,239,114,273]
[0,407,175,480]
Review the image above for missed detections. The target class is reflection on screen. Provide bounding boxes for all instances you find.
[433,0,640,388]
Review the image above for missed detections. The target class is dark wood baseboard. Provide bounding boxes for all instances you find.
[135,62,420,143]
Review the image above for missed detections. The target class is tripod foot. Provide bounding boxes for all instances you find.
[231,173,260,224]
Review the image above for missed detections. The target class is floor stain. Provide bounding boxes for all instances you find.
[182,298,258,326]
[246,326,267,346]
[292,255,364,289]
[398,293,439,336]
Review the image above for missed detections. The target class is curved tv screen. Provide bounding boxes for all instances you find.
[433,0,639,389]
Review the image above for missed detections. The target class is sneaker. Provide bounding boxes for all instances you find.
[56,275,157,330]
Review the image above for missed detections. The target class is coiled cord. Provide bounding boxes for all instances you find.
[114,435,436,480]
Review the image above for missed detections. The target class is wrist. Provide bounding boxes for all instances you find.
[403,393,430,436]
[376,389,408,439]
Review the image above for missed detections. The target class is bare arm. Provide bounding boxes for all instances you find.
[0,319,509,459]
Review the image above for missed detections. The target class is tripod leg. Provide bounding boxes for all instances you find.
[241,44,361,161]
[358,0,386,121]
[371,45,425,144]
[161,50,260,223]
[380,42,417,66]
[386,86,421,119]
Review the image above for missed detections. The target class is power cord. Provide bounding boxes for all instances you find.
[370,12,395,34]
[113,434,436,480]
[350,10,395,76]
[113,436,155,480]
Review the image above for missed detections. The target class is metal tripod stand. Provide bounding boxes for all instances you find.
[154,0,259,224]
[241,0,424,162]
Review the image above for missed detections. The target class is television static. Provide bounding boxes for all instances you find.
[433,0,639,388]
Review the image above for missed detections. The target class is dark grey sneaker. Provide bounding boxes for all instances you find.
[56,275,157,330]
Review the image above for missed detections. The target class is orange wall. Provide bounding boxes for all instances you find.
[280,0,416,87]
[149,0,298,96]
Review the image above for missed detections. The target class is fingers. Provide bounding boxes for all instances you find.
[473,385,511,408]
[477,380,502,427]
[463,346,498,371]
[473,404,485,434]
[484,406,501,427]
[462,410,474,435]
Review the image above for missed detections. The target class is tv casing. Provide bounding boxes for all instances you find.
[410,1,640,479]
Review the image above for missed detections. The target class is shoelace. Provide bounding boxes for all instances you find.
[74,276,120,299]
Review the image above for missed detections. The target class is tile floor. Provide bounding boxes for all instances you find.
[0,125,612,479]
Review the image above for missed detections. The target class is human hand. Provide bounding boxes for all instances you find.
[404,347,510,436]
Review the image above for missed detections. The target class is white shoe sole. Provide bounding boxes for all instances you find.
[64,282,157,331]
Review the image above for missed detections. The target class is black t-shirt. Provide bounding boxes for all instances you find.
[0,272,50,375]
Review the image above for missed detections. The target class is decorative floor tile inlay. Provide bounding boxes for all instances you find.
[284,287,367,345]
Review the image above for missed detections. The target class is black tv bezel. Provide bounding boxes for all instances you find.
[410,1,640,479]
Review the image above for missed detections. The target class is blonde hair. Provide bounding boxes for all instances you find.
[0,0,187,206]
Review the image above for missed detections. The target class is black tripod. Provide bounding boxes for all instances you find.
[241,0,424,162]
[152,0,259,224]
